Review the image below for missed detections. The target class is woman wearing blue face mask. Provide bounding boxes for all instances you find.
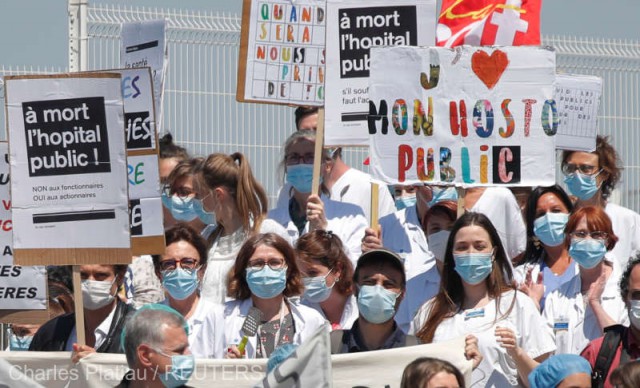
[193,153,291,304]
[268,130,368,266]
[161,158,207,233]
[224,233,326,359]
[392,185,418,211]
[543,206,629,355]
[515,185,577,311]
[412,212,556,387]
[152,224,226,359]
[295,230,358,331]
[562,136,640,270]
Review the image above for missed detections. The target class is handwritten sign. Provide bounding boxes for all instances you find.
[237,0,326,105]
[554,74,602,151]
[324,0,436,146]
[368,46,557,187]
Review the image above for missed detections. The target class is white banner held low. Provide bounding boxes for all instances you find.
[0,337,471,387]
[368,45,557,187]
[5,73,131,265]
[324,0,437,146]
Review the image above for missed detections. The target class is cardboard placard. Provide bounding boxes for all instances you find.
[4,73,132,265]
[554,73,602,151]
[368,46,557,187]
[324,0,437,146]
[237,0,326,105]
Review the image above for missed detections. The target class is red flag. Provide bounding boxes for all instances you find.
[436,0,541,47]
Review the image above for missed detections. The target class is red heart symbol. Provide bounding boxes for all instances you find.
[471,50,509,89]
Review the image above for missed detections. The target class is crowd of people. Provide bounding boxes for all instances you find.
[6,106,640,388]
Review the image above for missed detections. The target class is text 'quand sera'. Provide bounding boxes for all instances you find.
[22,97,111,177]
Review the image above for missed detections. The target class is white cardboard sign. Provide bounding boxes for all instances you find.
[324,0,437,146]
[368,46,557,187]
[554,73,602,151]
[5,74,131,250]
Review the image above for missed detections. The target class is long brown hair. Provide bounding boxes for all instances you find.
[416,212,516,343]
[195,152,268,233]
[401,357,465,388]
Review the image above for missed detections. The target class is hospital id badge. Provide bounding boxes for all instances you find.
[465,308,485,320]
[553,317,569,332]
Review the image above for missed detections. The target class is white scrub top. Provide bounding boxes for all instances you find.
[200,219,291,304]
[302,293,358,331]
[543,258,629,355]
[605,202,640,268]
[470,187,526,262]
[162,298,226,359]
[275,167,396,222]
[268,194,368,266]
[412,290,556,387]
[396,266,440,333]
[224,298,327,359]
[380,205,435,280]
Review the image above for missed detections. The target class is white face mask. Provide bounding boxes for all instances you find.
[82,278,116,310]
[428,230,451,262]
[630,300,640,330]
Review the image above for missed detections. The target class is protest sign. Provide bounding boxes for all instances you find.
[121,20,167,133]
[117,68,156,151]
[4,73,132,265]
[368,46,557,187]
[237,0,326,105]
[0,143,48,323]
[0,336,471,387]
[324,0,436,146]
[554,73,602,151]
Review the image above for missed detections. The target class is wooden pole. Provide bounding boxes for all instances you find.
[72,266,86,346]
[370,183,379,229]
[311,108,325,197]
[456,187,466,219]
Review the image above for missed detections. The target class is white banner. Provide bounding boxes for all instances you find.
[117,68,156,151]
[554,73,602,151]
[5,74,131,250]
[324,0,437,146]
[368,45,557,187]
[121,20,167,133]
[0,337,471,387]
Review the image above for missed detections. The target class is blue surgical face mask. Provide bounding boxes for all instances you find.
[428,186,458,207]
[302,270,334,303]
[533,212,569,247]
[357,284,399,324]
[246,267,288,299]
[454,252,494,285]
[162,267,200,300]
[395,195,417,211]
[193,198,217,226]
[161,192,198,222]
[157,353,195,388]
[286,164,314,194]
[9,334,33,351]
[563,171,600,200]
[569,238,607,269]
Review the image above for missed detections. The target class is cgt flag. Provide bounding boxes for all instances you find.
[436,0,541,47]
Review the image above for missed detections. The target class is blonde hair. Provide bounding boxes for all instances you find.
[196,152,268,232]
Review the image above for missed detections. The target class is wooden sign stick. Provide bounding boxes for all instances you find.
[311,108,325,197]
[456,187,466,219]
[370,183,380,230]
[72,266,86,346]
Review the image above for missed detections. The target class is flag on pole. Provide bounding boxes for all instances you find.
[436,0,542,47]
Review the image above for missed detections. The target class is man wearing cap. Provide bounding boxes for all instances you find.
[326,249,418,354]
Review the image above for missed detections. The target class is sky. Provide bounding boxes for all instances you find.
[0,0,638,68]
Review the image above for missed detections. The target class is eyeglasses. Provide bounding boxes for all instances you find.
[159,257,200,271]
[162,184,195,199]
[562,163,600,176]
[570,231,608,240]
[247,258,286,271]
[285,153,314,165]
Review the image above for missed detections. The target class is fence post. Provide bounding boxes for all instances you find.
[68,0,88,71]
